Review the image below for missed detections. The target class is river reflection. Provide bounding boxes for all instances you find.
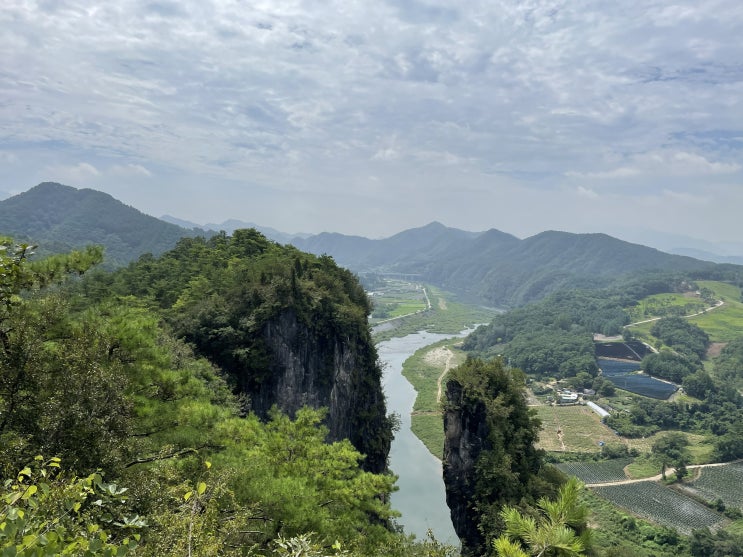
[377,330,469,546]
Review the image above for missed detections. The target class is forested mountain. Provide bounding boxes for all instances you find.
[3,184,732,307]
[295,224,726,307]
[0,233,429,556]
[0,182,202,267]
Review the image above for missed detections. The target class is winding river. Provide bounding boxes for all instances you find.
[376,330,464,545]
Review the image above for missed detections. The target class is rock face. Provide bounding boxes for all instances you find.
[442,379,491,555]
[251,308,391,474]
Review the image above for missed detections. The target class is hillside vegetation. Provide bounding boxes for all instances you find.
[0,235,453,557]
[0,183,201,267]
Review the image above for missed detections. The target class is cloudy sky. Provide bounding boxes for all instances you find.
[2,0,743,245]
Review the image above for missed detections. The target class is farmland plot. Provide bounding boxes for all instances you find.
[535,405,616,453]
[555,458,631,484]
[593,481,724,534]
[685,462,743,510]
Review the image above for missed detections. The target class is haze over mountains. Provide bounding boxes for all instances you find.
[1,183,739,306]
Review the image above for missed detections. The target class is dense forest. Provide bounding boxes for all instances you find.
[0,234,451,556]
[3,184,743,556]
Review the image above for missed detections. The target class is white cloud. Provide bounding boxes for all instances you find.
[111,163,153,177]
[44,162,101,185]
[2,0,743,241]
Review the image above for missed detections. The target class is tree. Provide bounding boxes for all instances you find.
[0,456,144,556]
[492,477,591,557]
[651,432,690,481]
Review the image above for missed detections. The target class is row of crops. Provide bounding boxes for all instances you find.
[684,462,743,510]
[555,458,631,484]
[593,481,724,535]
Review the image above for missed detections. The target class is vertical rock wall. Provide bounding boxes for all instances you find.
[252,309,391,474]
[442,379,490,555]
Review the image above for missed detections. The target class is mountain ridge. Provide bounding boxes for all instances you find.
[0,182,203,267]
[1,182,736,307]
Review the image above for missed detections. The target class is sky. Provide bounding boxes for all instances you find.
[2,1,743,246]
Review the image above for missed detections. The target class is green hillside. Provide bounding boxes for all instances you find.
[0,182,202,267]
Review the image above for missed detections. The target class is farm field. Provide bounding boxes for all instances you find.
[555,459,631,484]
[627,292,708,322]
[593,481,725,535]
[535,405,616,453]
[687,281,743,342]
[683,462,743,510]
[628,281,743,343]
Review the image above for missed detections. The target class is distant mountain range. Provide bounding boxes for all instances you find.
[291,222,730,306]
[160,214,309,245]
[2,183,739,306]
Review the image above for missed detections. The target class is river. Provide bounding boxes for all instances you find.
[376,330,467,546]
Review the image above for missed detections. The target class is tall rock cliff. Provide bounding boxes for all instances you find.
[252,308,391,473]
[109,230,392,473]
[442,358,555,556]
[443,379,490,555]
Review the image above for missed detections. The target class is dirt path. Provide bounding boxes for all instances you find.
[436,347,455,404]
[625,300,724,328]
[585,461,737,488]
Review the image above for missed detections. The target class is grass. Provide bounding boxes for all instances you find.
[410,414,445,459]
[628,292,707,322]
[686,281,743,342]
[623,432,715,479]
[402,338,468,458]
[534,405,616,453]
[627,281,743,344]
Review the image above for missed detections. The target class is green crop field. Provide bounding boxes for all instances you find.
[372,281,498,342]
[593,481,725,534]
[686,281,743,342]
[683,462,743,510]
[627,292,707,322]
[627,281,743,343]
[555,459,631,484]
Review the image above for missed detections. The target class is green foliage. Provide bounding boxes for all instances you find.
[445,358,562,555]
[493,477,590,557]
[652,432,691,480]
[0,457,143,556]
[464,289,627,378]
[690,528,743,557]
[641,351,699,383]
[713,336,743,387]
[650,317,709,362]
[0,183,199,268]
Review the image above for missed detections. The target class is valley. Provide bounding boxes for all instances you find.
[375,275,743,555]
[3,183,743,556]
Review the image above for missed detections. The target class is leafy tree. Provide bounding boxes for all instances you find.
[651,433,690,481]
[443,358,562,555]
[0,456,144,556]
[650,318,709,362]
